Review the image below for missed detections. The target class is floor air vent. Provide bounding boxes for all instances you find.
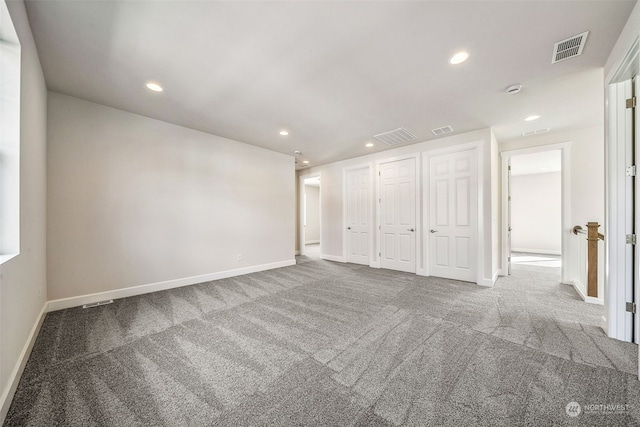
[431,125,454,136]
[82,300,114,309]
[552,31,589,64]
[373,128,417,146]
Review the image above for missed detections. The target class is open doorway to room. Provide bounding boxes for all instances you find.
[301,176,321,259]
[505,149,563,277]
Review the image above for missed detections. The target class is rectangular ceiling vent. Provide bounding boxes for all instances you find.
[552,31,589,64]
[431,125,454,136]
[522,128,550,137]
[373,127,417,146]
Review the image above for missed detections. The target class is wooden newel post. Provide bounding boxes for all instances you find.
[586,222,600,298]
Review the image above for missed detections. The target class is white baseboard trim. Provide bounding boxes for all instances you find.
[0,303,47,424]
[47,259,296,312]
[304,240,320,245]
[320,254,346,263]
[569,280,604,305]
[478,271,499,287]
[416,268,427,277]
[511,248,561,256]
[369,261,380,269]
[585,296,604,305]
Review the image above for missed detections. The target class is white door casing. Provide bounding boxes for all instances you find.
[634,75,639,345]
[346,167,370,265]
[501,143,571,284]
[428,149,478,282]
[507,157,512,275]
[379,158,416,273]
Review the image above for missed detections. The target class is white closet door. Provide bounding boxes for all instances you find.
[429,150,477,282]
[346,167,370,265]
[380,158,416,273]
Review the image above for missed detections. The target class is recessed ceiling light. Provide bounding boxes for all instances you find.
[365,142,374,148]
[449,51,469,65]
[302,160,310,164]
[506,84,522,95]
[293,150,302,155]
[145,82,163,92]
[525,115,541,121]
[280,130,289,136]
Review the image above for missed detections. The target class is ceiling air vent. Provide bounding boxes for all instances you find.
[522,128,550,137]
[373,128,417,146]
[552,31,589,64]
[431,125,454,136]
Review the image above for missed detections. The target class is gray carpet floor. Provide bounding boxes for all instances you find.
[4,257,639,426]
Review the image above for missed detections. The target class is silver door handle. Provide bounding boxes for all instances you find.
[407,228,415,232]
[430,229,438,233]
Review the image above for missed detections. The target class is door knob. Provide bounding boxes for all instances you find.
[347,227,351,230]
[430,229,438,233]
[408,228,415,232]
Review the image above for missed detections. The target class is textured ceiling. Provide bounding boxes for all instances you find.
[24,0,637,168]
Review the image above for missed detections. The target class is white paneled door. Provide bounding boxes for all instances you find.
[429,149,477,282]
[346,167,370,265]
[380,158,416,273]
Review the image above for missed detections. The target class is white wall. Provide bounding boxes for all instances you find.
[0,0,48,421]
[47,92,295,301]
[304,184,320,243]
[500,125,605,299]
[511,172,561,254]
[297,128,500,285]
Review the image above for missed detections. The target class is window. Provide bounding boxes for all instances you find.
[0,0,21,262]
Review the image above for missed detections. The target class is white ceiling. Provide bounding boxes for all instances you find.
[510,150,562,176]
[24,1,637,169]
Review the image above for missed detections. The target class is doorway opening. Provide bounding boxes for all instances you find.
[509,150,562,277]
[501,143,570,283]
[301,176,321,259]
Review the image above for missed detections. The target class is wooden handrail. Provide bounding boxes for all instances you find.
[573,222,604,298]
[572,225,604,241]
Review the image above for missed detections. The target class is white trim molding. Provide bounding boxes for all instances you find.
[478,271,500,287]
[47,259,296,312]
[571,280,605,306]
[511,248,562,256]
[605,77,635,342]
[0,304,47,423]
[320,254,346,263]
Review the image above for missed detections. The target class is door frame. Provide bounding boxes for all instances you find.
[422,142,482,284]
[605,35,638,343]
[342,163,375,266]
[298,173,321,257]
[375,153,421,274]
[500,142,571,284]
